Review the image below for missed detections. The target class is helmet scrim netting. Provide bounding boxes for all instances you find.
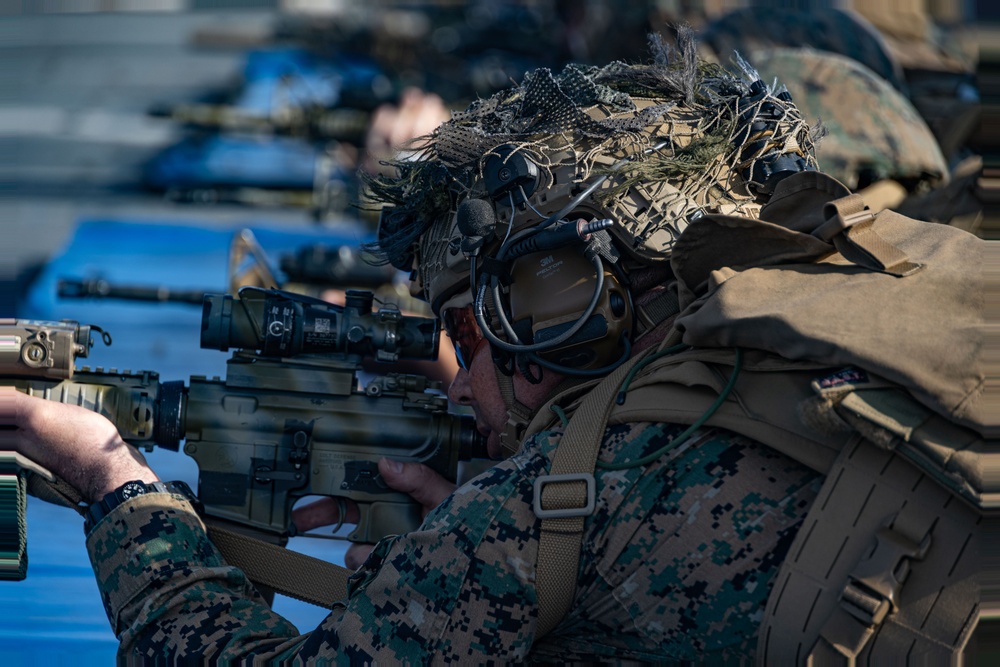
[367,29,819,307]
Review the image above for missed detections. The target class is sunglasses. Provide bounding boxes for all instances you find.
[442,306,487,371]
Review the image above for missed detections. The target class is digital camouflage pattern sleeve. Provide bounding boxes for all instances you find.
[86,423,821,664]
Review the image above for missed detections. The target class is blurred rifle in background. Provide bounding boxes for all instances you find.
[149,102,371,144]
[57,229,408,310]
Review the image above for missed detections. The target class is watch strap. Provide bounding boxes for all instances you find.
[84,480,200,534]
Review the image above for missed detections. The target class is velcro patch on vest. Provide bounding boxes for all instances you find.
[814,367,870,392]
[811,367,902,402]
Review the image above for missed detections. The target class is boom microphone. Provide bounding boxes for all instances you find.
[456,198,497,256]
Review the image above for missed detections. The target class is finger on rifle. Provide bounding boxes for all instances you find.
[345,543,375,571]
[377,458,456,515]
[292,496,360,533]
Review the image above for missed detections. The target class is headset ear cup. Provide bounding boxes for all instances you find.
[505,246,632,371]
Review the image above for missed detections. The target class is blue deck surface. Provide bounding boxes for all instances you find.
[6,218,371,663]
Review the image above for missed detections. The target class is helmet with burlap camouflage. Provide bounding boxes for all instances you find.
[368,29,819,374]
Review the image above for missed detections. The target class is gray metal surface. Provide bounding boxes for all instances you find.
[0,9,293,315]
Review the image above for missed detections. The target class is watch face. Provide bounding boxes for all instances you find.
[119,481,147,500]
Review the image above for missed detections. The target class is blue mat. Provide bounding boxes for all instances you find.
[8,218,367,663]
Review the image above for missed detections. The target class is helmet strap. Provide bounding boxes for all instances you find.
[497,370,532,458]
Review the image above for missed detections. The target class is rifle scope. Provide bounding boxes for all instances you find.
[201,288,439,362]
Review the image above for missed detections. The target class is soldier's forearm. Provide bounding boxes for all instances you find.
[87,492,307,660]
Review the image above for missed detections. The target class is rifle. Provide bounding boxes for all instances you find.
[1,288,485,558]
[279,244,396,289]
[56,244,399,306]
[57,277,208,305]
[148,102,371,144]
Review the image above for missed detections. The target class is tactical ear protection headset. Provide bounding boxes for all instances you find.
[455,145,640,379]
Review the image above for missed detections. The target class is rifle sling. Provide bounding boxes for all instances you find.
[206,521,350,609]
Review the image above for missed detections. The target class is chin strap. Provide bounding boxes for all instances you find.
[480,284,535,460]
[497,369,532,459]
[496,364,593,460]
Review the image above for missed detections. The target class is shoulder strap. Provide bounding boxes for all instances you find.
[757,435,981,664]
[531,346,845,638]
[533,348,656,638]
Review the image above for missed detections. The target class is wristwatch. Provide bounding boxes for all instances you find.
[84,480,201,534]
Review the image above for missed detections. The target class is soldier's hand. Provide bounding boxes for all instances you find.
[0,388,159,503]
[291,457,455,570]
[377,457,456,514]
[292,497,373,569]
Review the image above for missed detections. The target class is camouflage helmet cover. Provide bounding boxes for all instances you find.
[749,47,948,191]
[699,8,907,93]
[370,30,819,313]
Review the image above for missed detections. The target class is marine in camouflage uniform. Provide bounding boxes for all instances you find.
[84,32,827,662]
[89,424,820,662]
[699,7,907,92]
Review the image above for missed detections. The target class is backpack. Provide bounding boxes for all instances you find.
[525,170,995,664]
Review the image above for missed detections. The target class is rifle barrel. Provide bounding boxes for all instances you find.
[58,278,207,305]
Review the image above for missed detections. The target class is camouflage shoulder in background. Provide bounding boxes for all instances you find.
[855,2,977,74]
[87,422,820,663]
[749,47,947,191]
[698,6,967,184]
